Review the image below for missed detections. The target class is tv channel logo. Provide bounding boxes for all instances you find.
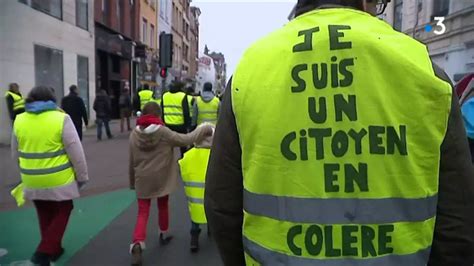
[425,17,446,35]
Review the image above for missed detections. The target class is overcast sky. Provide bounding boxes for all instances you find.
[193,1,297,81]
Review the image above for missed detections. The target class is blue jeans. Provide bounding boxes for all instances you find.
[191,222,201,235]
[96,118,112,140]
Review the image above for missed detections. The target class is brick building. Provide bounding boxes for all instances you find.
[94,0,140,118]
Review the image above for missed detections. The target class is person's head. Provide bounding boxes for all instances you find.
[143,84,150,91]
[203,82,213,92]
[142,102,162,117]
[69,85,79,95]
[9,83,19,93]
[170,81,185,93]
[295,0,386,17]
[26,86,56,104]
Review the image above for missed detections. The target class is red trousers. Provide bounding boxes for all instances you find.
[34,200,73,255]
[133,196,169,243]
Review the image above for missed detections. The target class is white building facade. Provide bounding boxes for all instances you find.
[383,0,474,82]
[158,0,173,90]
[0,0,96,144]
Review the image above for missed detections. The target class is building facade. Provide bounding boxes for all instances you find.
[189,7,201,82]
[94,0,140,118]
[383,0,474,82]
[0,0,96,144]
[138,0,159,89]
[171,0,184,80]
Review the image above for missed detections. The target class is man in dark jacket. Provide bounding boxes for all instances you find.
[204,1,474,266]
[5,83,25,122]
[93,90,113,140]
[61,85,88,140]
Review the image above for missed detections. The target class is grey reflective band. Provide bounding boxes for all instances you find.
[187,197,204,204]
[201,119,217,122]
[164,105,182,108]
[183,181,205,188]
[20,162,72,175]
[165,113,184,116]
[243,236,431,266]
[19,149,66,159]
[199,111,217,114]
[244,189,437,224]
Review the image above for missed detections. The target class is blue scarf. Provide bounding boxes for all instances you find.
[25,101,58,114]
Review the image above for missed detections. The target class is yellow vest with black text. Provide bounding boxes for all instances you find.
[232,9,452,265]
[5,91,25,111]
[178,147,210,224]
[139,90,154,110]
[163,91,186,126]
[14,111,75,190]
[196,97,219,125]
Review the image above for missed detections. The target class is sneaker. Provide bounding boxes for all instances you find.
[130,243,142,266]
[159,233,173,245]
[190,233,200,253]
[31,252,51,266]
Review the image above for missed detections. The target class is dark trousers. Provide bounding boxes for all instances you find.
[168,124,188,156]
[191,222,201,235]
[96,118,112,140]
[72,120,83,140]
[469,138,474,163]
[34,200,74,255]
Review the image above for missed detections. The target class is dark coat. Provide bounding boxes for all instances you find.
[93,94,112,119]
[61,93,88,128]
[5,92,25,121]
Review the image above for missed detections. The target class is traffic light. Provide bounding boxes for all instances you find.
[160,67,167,78]
[159,33,173,68]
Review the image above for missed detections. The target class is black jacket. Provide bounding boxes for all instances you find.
[61,93,88,127]
[93,95,112,119]
[204,11,474,266]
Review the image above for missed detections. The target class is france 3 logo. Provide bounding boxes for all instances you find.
[425,17,446,35]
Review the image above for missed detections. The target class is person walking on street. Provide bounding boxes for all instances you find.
[205,0,474,265]
[194,82,220,126]
[128,102,212,266]
[61,85,88,140]
[119,88,132,133]
[11,86,88,266]
[93,90,113,140]
[137,84,154,112]
[5,83,25,123]
[178,125,214,253]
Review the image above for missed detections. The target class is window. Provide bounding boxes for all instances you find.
[76,0,88,30]
[21,0,62,19]
[433,0,450,17]
[393,0,403,31]
[77,56,90,113]
[150,25,155,48]
[183,44,188,61]
[160,0,165,18]
[182,18,186,35]
[142,18,148,44]
[34,45,64,100]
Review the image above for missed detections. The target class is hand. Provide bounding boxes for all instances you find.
[202,126,214,136]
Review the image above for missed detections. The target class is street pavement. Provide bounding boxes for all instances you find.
[0,121,222,265]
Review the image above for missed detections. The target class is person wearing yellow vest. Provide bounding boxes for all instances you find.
[194,82,220,126]
[204,1,474,265]
[179,124,214,252]
[11,86,89,266]
[5,83,25,122]
[138,84,154,111]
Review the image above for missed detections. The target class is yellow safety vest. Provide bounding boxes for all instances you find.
[5,91,25,111]
[138,90,154,110]
[178,147,210,224]
[14,110,75,190]
[196,97,219,125]
[232,8,452,265]
[163,91,186,125]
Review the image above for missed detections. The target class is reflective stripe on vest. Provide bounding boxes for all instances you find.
[196,97,219,125]
[139,90,154,110]
[5,91,25,111]
[179,148,210,224]
[232,8,452,265]
[163,92,186,125]
[14,111,75,189]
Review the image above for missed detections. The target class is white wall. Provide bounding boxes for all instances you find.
[0,0,96,144]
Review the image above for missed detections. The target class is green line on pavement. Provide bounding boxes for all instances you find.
[0,189,135,265]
